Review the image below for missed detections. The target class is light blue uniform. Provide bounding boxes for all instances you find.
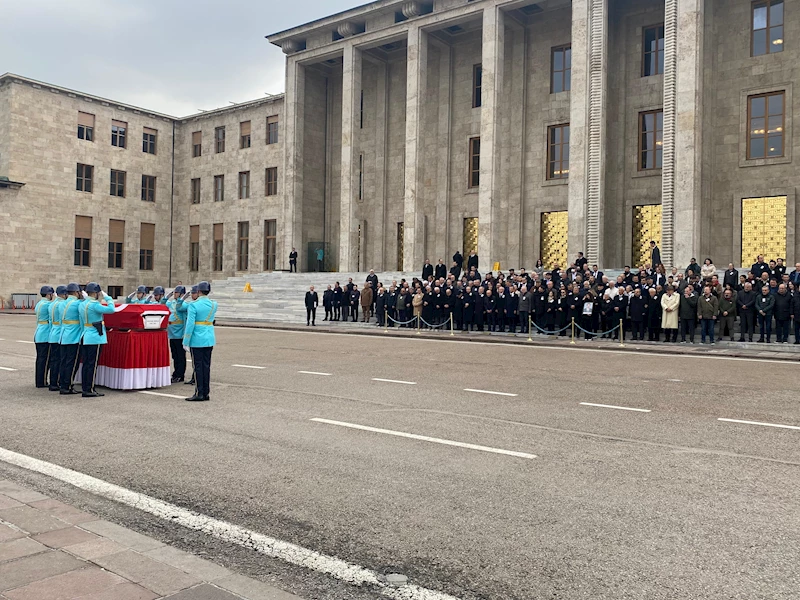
[126,297,148,304]
[34,299,52,343]
[48,298,65,344]
[183,297,218,348]
[60,297,84,345]
[80,295,116,345]
[167,298,188,339]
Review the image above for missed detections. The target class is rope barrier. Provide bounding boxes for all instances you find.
[573,322,622,336]
[529,320,572,335]
[386,314,419,326]
[419,316,452,329]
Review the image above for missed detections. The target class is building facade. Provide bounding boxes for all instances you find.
[0,0,796,301]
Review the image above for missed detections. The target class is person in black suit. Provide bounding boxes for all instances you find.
[422,260,434,280]
[453,250,464,270]
[723,264,739,289]
[751,255,769,279]
[349,285,361,322]
[467,252,479,272]
[375,288,387,326]
[575,252,588,272]
[650,241,661,269]
[322,285,334,321]
[289,248,298,273]
[305,286,318,326]
[434,260,447,280]
[628,288,648,341]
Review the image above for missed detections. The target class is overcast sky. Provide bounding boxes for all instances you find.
[3,0,359,117]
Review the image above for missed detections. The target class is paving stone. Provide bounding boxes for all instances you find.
[79,521,164,552]
[27,499,96,525]
[0,523,25,543]
[162,583,244,600]
[93,550,201,596]
[3,566,124,600]
[0,494,23,511]
[32,526,98,549]
[0,482,48,505]
[0,538,47,563]
[62,538,126,561]
[74,582,159,600]
[214,573,304,600]
[0,550,85,592]
[143,546,231,581]
[0,506,69,535]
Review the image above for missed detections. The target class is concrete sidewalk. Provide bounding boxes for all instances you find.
[0,480,301,600]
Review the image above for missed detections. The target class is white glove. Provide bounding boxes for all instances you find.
[183,345,189,353]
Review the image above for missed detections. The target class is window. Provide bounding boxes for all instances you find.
[110,169,126,197]
[111,120,127,148]
[267,116,279,144]
[141,175,156,202]
[551,45,571,93]
[752,0,784,57]
[74,216,92,267]
[76,163,93,192]
[215,126,225,153]
[547,124,570,180]
[473,64,482,108]
[238,221,250,271]
[358,155,364,201]
[190,225,200,271]
[239,171,250,199]
[213,223,224,271]
[265,167,278,196]
[139,223,155,271]
[77,112,94,141]
[107,286,123,298]
[360,90,364,129]
[468,137,480,188]
[748,91,785,159]
[192,131,202,157]
[191,178,201,204]
[108,219,124,269]
[638,110,663,170]
[642,24,665,76]
[142,128,157,154]
[214,175,225,202]
[264,219,277,271]
[240,121,251,148]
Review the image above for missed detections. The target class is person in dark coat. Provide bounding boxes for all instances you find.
[443,288,454,328]
[333,283,343,321]
[629,288,648,341]
[434,260,447,280]
[542,290,557,333]
[773,284,792,343]
[422,288,435,328]
[756,285,775,342]
[678,287,698,343]
[494,288,506,332]
[304,286,319,326]
[723,264,739,289]
[432,287,444,326]
[349,285,361,322]
[375,288,387,327]
[322,285,334,321]
[611,291,628,340]
[453,250,464,270]
[646,288,662,341]
[467,252,479,272]
[462,287,475,331]
[387,287,398,327]
[518,286,533,333]
[650,241,661,269]
[474,288,486,332]
[567,287,583,333]
[600,295,615,338]
[454,289,465,330]
[533,287,547,333]
[506,288,519,333]
[751,256,769,279]
[556,289,569,336]
[737,282,756,342]
[580,290,597,340]
[422,260,434,280]
[484,289,497,332]
[450,262,462,280]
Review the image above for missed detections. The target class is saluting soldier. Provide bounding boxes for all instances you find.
[151,286,167,304]
[184,281,217,402]
[79,283,116,397]
[126,285,148,304]
[59,283,84,395]
[47,285,68,391]
[167,286,188,382]
[34,286,55,388]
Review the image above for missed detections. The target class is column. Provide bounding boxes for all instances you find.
[434,42,452,263]
[661,0,704,268]
[478,5,504,271]
[340,43,362,272]
[374,59,389,271]
[283,57,305,270]
[567,0,608,267]
[507,24,527,269]
[403,25,428,273]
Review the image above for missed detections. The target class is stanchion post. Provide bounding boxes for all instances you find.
[619,319,625,347]
[450,313,455,336]
[384,315,389,334]
[416,315,421,335]
[527,315,533,342]
[570,317,576,345]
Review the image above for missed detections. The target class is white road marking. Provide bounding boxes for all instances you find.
[463,388,517,397]
[667,379,683,382]
[0,367,17,372]
[372,378,416,385]
[15,340,34,344]
[311,417,536,459]
[580,402,651,413]
[0,446,459,600]
[298,371,332,376]
[139,391,185,399]
[232,364,266,370]
[718,418,800,431]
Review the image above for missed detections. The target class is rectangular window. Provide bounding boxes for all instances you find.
[264,219,277,271]
[76,163,93,192]
[192,131,202,157]
[191,178,201,204]
[107,286,123,299]
[267,116,279,144]
[468,137,480,188]
[638,110,663,170]
[642,24,665,76]
[547,124,570,180]
[239,171,250,199]
[360,90,364,129]
[190,225,200,272]
[752,0,784,57]
[214,175,225,202]
[110,169,126,197]
[142,127,157,154]
[111,120,127,148]
[358,155,363,201]
[238,221,250,271]
[748,91,785,159]
[473,64,482,108]
[139,223,155,271]
[240,121,251,148]
[108,219,125,269]
[74,216,92,267]
[77,112,94,141]
[213,223,224,271]
[215,126,225,153]
[141,175,156,202]
[265,167,278,196]
[551,45,572,93]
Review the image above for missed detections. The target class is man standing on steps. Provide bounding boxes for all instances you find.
[650,241,661,269]
[349,284,361,322]
[305,286,319,326]
[289,247,298,273]
[184,281,217,402]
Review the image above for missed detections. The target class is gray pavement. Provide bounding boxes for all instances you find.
[0,314,799,599]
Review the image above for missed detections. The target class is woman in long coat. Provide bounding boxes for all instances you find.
[660,286,680,342]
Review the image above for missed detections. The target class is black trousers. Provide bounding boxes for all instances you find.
[80,344,102,394]
[631,320,645,340]
[190,347,213,399]
[306,307,316,324]
[289,261,297,272]
[35,342,50,387]
[48,343,61,389]
[680,318,696,342]
[351,305,359,321]
[59,344,80,392]
[776,319,790,342]
[740,311,755,340]
[169,338,187,379]
[342,304,349,320]
[519,311,529,333]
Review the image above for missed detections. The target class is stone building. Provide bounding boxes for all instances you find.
[0,0,797,301]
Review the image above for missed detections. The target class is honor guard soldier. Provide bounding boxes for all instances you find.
[34,286,55,388]
[151,286,167,304]
[79,283,116,397]
[59,283,84,395]
[47,285,68,391]
[167,285,188,382]
[126,285,148,304]
[183,285,199,386]
[183,281,217,402]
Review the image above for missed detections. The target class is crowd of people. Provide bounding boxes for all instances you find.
[303,247,800,345]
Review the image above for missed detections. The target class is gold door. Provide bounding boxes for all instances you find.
[540,211,568,270]
[632,205,662,267]
[397,222,404,271]
[463,217,478,258]
[741,196,787,266]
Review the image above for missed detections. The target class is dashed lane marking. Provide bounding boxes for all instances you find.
[463,388,517,397]
[311,417,536,459]
[718,418,800,431]
[0,367,18,371]
[298,371,332,376]
[372,378,416,385]
[139,391,185,399]
[15,340,35,344]
[232,364,266,370]
[580,402,651,413]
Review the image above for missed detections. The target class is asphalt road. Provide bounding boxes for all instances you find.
[0,314,799,599]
